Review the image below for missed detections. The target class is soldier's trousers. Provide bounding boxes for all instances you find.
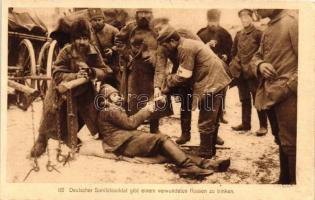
[265,94,297,184]
[237,77,268,129]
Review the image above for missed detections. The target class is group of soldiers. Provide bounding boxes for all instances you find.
[29,8,298,183]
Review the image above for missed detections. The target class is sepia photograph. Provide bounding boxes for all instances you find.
[1,0,314,199]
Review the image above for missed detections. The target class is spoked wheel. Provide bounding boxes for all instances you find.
[15,39,36,110]
[37,40,59,99]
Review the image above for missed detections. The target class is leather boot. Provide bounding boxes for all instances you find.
[256,110,268,136]
[282,146,296,184]
[150,118,160,134]
[161,140,213,178]
[232,100,251,131]
[277,147,290,184]
[176,132,191,145]
[189,155,230,172]
[198,133,216,159]
[30,134,48,158]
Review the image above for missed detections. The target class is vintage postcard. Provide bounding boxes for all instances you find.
[1,0,314,199]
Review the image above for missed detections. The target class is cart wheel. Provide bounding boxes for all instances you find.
[15,39,36,110]
[37,40,59,99]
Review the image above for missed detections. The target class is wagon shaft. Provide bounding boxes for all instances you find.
[8,80,40,97]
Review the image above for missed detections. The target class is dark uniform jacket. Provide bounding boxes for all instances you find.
[162,38,231,110]
[154,28,201,89]
[230,24,262,79]
[38,43,113,145]
[115,22,172,117]
[197,25,233,63]
[250,10,298,111]
[98,103,152,152]
[90,23,120,87]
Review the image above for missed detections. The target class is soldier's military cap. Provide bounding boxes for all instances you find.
[207,9,221,21]
[88,8,105,20]
[156,25,177,43]
[136,8,153,13]
[100,84,119,98]
[238,9,254,17]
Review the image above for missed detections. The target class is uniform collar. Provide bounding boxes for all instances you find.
[242,24,256,34]
[70,43,98,58]
[268,10,287,25]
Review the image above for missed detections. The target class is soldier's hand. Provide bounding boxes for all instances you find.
[259,63,278,79]
[104,48,113,57]
[222,54,228,62]
[77,69,89,79]
[207,40,217,48]
[143,101,155,112]
[154,87,162,99]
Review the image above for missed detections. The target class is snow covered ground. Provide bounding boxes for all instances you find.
[6,86,279,184]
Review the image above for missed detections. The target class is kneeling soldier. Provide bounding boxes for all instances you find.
[97,84,230,178]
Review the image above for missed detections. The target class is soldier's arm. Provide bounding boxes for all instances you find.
[154,46,168,89]
[106,108,152,130]
[52,47,77,85]
[91,47,114,81]
[250,35,265,77]
[230,31,239,59]
[162,48,194,94]
[288,17,298,57]
[220,30,233,63]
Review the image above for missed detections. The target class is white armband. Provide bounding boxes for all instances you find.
[176,65,193,78]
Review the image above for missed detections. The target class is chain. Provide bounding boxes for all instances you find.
[55,91,66,163]
[63,90,77,166]
[23,103,40,181]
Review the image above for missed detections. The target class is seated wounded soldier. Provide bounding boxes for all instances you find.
[96,84,230,178]
[31,18,113,157]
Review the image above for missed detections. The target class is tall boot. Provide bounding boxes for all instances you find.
[30,133,48,158]
[256,110,268,136]
[232,99,251,131]
[150,118,160,134]
[189,155,230,172]
[176,117,191,144]
[198,133,216,159]
[161,140,213,178]
[277,146,290,184]
[282,146,296,184]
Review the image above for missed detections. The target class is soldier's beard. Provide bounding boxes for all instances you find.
[137,17,150,28]
[93,23,105,32]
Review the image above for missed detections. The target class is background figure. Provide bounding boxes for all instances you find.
[115,9,172,133]
[229,9,268,136]
[88,8,121,89]
[197,9,233,126]
[251,9,298,184]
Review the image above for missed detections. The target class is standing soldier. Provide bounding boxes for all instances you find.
[157,26,231,159]
[115,9,170,133]
[30,18,113,157]
[88,8,121,88]
[229,9,268,136]
[197,9,233,125]
[251,9,298,184]
[152,18,199,145]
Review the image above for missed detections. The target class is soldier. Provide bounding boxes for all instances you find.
[97,84,230,178]
[152,18,198,145]
[229,9,268,136]
[115,8,171,133]
[88,8,121,88]
[251,9,298,184]
[157,26,231,159]
[30,18,113,157]
[197,9,233,125]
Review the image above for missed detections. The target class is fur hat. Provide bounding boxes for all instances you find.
[88,8,105,20]
[70,18,91,40]
[207,9,221,21]
[157,25,177,43]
